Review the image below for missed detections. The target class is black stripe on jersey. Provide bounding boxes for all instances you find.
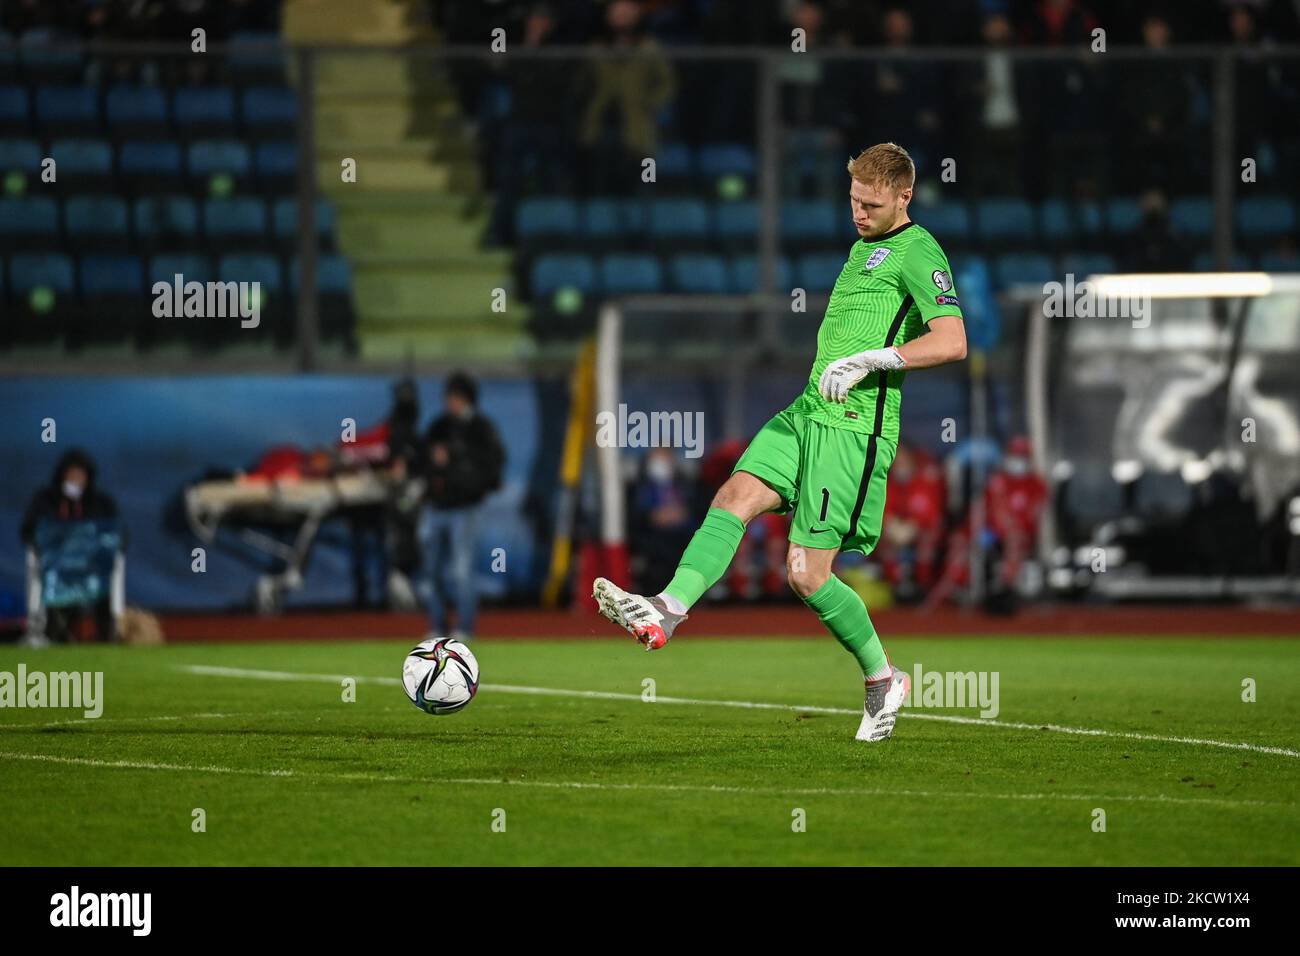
[844,295,913,545]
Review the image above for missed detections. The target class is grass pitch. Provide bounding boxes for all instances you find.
[0,635,1296,866]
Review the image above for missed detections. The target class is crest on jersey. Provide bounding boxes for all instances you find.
[932,269,953,291]
[862,247,892,270]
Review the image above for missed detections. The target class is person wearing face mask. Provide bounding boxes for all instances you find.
[629,448,695,595]
[20,448,124,645]
[419,372,506,640]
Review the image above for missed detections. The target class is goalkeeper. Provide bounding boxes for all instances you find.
[594,143,968,742]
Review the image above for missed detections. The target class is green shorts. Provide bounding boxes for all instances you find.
[733,409,897,556]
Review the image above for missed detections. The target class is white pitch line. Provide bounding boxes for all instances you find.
[174,664,1300,760]
[0,749,1283,809]
[0,710,299,731]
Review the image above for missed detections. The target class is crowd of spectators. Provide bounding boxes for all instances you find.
[1,0,280,42]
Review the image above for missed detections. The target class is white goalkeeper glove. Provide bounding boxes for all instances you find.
[817,347,907,403]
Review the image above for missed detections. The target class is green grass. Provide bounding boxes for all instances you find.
[0,636,1297,866]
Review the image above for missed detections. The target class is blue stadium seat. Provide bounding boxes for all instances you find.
[669,254,728,294]
[1258,252,1300,273]
[1236,196,1295,238]
[655,142,693,179]
[1170,197,1213,237]
[729,254,792,294]
[133,196,200,248]
[1060,253,1118,278]
[974,197,1035,241]
[241,87,297,129]
[80,254,144,296]
[952,256,1000,351]
[149,253,213,284]
[174,87,236,132]
[187,139,252,179]
[600,253,663,294]
[10,252,74,293]
[253,141,296,186]
[517,198,579,240]
[994,252,1055,288]
[105,86,169,133]
[781,199,837,242]
[714,200,758,240]
[1104,197,1143,234]
[796,252,847,292]
[271,197,334,245]
[581,199,646,239]
[35,86,98,130]
[120,140,184,180]
[64,195,130,249]
[1191,251,1252,272]
[697,143,756,178]
[0,137,41,173]
[648,199,709,239]
[228,32,288,83]
[0,196,58,248]
[292,254,354,294]
[49,138,113,180]
[0,85,28,132]
[1038,199,1072,241]
[914,201,971,242]
[531,253,597,297]
[203,197,268,245]
[219,253,283,292]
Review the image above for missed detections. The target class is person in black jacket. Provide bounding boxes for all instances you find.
[20,448,123,645]
[419,372,505,638]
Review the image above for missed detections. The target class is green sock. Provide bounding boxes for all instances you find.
[801,575,888,677]
[662,508,747,610]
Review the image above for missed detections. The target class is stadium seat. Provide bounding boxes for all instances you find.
[174,87,237,135]
[148,253,213,284]
[974,197,1035,241]
[133,196,201,250]
[64,195,131,251]
[516,198,579,240]
[9,251,74,294]
[1169,197,1213,237]
[35,87,99,133]
[728,254,792,294]
[228,32,289,85]
[1038,198,1073,241]
[17,30,82,82]
[253,141,296,191]
[219,252,286,345]
[271,197,335,249]
[49,138,114,189]
[648,199,710,240]
[714,200,758,241]
[952,257,1000,351]
[73,253,146,347]
[781,199,837,242]
[105,86,170,136]
[1258,252,1300,273]
[291,253,356,347]
[1104,197,1143,235]
[1236,196,1295,238]
[655,142,694,180]
[0,136,42,175]
[187,139,252,187]
[241,87,297,130]
[581,199,645,240]
[203,197,269,249]
[796,251,847,292]
[530,253,597,297]
[599,253,663,294]
[5,252,74,344]
[143,253,213,347]
[0,196,59,251]
[1060,253,1118,278]
[994,252,1055,288]
[669,253,728,294]
[119,140,185,192]
[0,85,28,134]
[697,142,757,179]
[914,201,972,242]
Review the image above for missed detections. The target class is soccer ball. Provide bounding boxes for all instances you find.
[401,638,480,715]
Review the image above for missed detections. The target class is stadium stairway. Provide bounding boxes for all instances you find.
[282,0,531,361]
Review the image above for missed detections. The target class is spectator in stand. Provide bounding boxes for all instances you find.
[877,444,947,602]
[20,449,124,646]
[628,448,696,595]
[1126,189,1192,272]
[577,0,676,195]
[696,439,788,600]
[420,372,505,640]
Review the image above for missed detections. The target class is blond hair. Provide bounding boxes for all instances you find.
[846,142,915,193]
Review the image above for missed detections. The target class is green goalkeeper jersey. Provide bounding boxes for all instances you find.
[787,220,963,442]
